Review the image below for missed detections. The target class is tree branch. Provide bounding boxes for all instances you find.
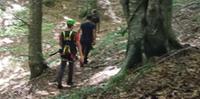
[13,14,30,26]
[156,46,194,64]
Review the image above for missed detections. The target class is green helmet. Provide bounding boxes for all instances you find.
[66,19,76,25]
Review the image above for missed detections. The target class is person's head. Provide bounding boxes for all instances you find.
[91,9,97,14]
[66,19,76,28]
[86,15,92,21]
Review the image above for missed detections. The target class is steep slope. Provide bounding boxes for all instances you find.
[83,1,200,99]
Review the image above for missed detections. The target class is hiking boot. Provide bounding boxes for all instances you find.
[84,60,88,64]
[67,81,74,85]
[57,84,63,89]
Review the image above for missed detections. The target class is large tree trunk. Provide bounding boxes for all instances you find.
[29,0,47,79]
[121,0,182,68]
[121,0,146,68]
[162,0,182,49]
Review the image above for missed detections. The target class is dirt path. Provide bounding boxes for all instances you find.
[0,21,122,99]
[0,48,121,99]
[0,1,199,98]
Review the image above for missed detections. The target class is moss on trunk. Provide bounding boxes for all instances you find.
[121,0,182,68]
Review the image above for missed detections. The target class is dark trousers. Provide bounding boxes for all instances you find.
[81,41,92,64]
[57,55,74,86]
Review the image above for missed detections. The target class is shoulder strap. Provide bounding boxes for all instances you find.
[62,31,65,38]
[69,31,73,37]
[63,31,74,40]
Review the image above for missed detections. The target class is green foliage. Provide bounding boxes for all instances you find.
[173,0,193,5]
[15,9,29,22]
[42,22,55,33]
[43,0,56,7]
[0,4,6,11]
[79,7,89,18]
[0,47,9,52]
[91,31,127,56]
[116,27,128,36]
[173,0,199,8]
[0,41,28,56]
[0,9,29,37]
[10,44,28,54]
[0,9,3,15]
[192,14,200,23]
[79,0,97,18]
[54,87,100,99]
[0,23,28,37]
[42,21,57,59]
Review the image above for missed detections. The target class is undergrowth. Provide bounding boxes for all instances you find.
[91,30,127,57]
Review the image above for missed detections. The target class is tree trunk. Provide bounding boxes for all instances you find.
[29,0,47,79]
[121,0,146,68]
[162,0,182,49]
[121,0,182,68]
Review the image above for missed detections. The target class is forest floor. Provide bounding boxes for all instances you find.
[0,0,199,99]
[86,2,200,99]
[0,17,125,99]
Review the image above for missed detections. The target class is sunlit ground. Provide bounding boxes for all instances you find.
[80,66,121,86]
[0,38,14,46]
[0,55,29,95]
[0,53,121,98]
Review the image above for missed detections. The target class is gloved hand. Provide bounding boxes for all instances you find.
[58,49,63,53]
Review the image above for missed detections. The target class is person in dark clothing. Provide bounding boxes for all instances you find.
[80,15,96,65]
[91,9,100,33]
[57,19,83,89]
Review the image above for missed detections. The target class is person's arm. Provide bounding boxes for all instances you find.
[96,16,100,33]
[92,28,96,45]
[97,22,100,33]
[58,32,64,55]
[59,32,63,47]
[77,28,82,37]
[75,32,84,63]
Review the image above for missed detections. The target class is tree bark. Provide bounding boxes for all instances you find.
[29,0,47,79]
[121,0,146,68]
[162,0,182,49]
[121,0,182,68]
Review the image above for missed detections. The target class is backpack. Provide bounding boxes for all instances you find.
[91,14,100,24]
[61,30,77,55]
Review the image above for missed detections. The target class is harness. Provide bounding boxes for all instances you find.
[62,31,77,55]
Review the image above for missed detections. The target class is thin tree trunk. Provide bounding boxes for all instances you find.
[29,0,47,79]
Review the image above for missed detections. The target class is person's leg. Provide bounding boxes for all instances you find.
[81,41,85,55]
[57,60,66,89]
[84,44,92,64]
[81,41,88,64]
[53,65,59,82]
[67,60,74,85]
